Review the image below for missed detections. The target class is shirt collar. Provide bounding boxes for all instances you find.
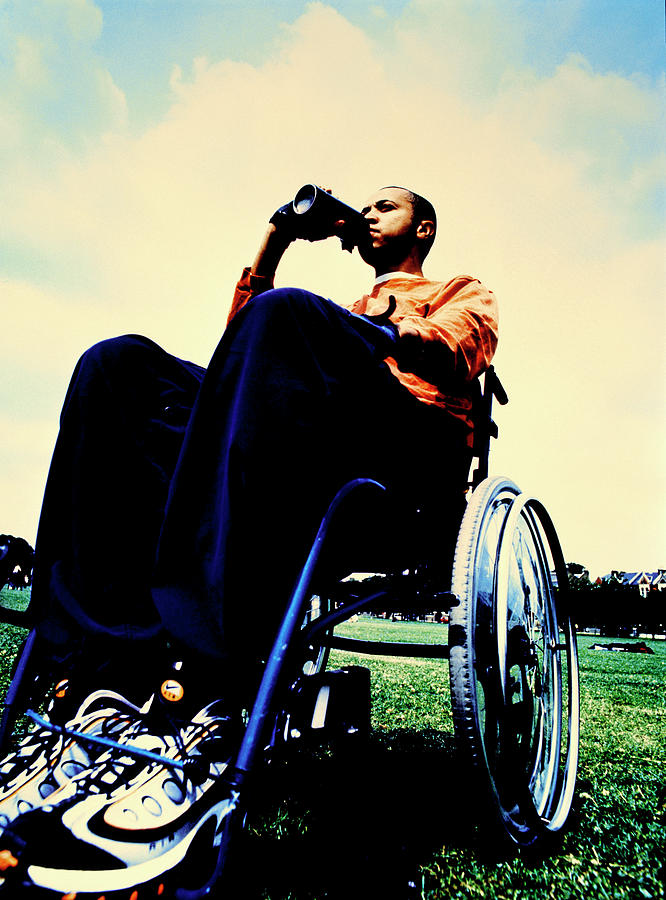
[373,271,422,287]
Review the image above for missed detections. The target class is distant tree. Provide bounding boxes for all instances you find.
[566,562,591,591]
[582,582,636,636]
[565,562,665,637]
[0,534,34,590]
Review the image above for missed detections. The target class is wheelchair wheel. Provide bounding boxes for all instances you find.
[449,476,579,846]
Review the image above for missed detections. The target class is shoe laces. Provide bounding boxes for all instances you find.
[0,687,145,793]
[1,691,143,792]
[70,702,227,798]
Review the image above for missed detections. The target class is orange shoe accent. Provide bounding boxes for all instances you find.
[160,679,184,703]
[61,892,77,899]
[0,849,18,870]
[157,885,165,895]
[129,891,138,900]
[55,679,69,699]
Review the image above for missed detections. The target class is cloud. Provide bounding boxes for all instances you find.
[494,54,665,233]
[1,1,663,577]
[0,0,125,160]
[393,0,528,103]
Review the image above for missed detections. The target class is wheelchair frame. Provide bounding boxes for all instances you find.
[184,365,579,896]
[0,365,580,899]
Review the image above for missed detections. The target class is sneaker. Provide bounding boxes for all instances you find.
[0,691,238,898]
[0,687,143,834]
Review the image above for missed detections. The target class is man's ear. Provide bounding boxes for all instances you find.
[416,220,435,240]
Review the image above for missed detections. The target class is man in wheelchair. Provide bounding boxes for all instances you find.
[0,186,498,896]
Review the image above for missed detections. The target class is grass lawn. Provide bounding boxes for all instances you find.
[0,590,663,899]
[243,619,666,899]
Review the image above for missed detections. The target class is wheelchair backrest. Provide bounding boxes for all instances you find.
[470,365,508,489]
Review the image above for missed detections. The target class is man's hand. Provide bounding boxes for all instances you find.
[269,188,345,243]
[251,187,347,281]
[268,202,300,241]
[309,187,346,243]
[394,321,426,370]
[394,322,457,382]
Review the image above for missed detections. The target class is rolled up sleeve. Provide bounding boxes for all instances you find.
[226,267,275,325]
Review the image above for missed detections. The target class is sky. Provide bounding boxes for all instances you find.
[1,0,664,580]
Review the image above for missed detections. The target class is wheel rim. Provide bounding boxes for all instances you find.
[495,496,561,828]
[494,495,579,838]
[525,498,580,834]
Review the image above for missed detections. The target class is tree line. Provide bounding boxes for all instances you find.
[1,534,663,638]
[567,563,664,637]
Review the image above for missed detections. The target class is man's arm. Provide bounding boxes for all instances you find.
[227,194,346,325]
[391,278,499,384]
[250,223,293,280]
[227,188,345,324]
[226,222,294,325]
[252,189,346,278]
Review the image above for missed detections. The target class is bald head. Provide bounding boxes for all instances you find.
[380,186,437,260]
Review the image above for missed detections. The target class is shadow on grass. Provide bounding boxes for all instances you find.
[227,728,489,899]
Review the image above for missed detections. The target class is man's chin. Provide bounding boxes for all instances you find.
[357,241,382,268]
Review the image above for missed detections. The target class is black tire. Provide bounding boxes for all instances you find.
[449,477,579,846]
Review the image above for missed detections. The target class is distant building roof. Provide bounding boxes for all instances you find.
[601,570,665,588]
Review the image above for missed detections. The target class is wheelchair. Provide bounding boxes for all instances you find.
[0,366,579,899]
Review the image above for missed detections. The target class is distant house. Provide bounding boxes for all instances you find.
[601,570,666,599]
[627,571,666,598]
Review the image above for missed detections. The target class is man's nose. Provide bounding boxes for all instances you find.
[364,209,378,222]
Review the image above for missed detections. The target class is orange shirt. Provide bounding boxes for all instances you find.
[227,268,499,445]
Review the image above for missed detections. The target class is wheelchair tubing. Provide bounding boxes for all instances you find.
[175,478,387,900]
[301,593,332,677]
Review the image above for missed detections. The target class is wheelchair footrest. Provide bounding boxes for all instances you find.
[282,667,371,744]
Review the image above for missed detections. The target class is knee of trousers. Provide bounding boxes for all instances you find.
[75,334,165,380]
[240,287,330,328]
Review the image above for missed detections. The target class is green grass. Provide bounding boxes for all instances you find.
[243,620,665,899]
[0,592,663,899]
[0,587,30,700]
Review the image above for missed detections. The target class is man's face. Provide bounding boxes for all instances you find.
[358,187,417,266]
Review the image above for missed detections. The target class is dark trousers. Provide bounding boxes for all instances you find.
[31,288,470,669]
